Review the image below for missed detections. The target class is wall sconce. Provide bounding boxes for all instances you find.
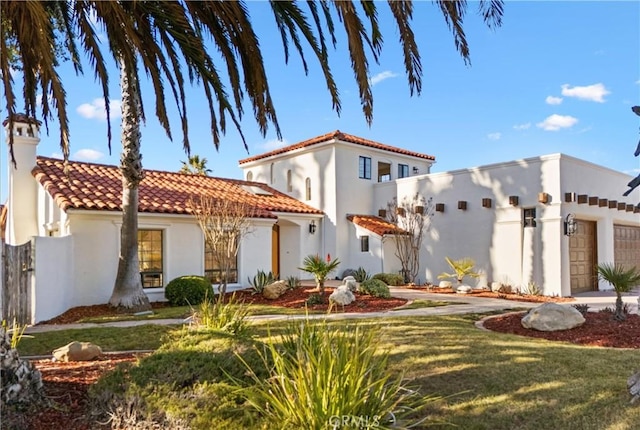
[564,213,577,236]
[458,200,467,210]
[509,195,519,206]
[309,220,317,234]
[538,192,550,204]
[435,203,445,213]
[564,192,576,203]
[482,198,492,208]
[412,166,419,174]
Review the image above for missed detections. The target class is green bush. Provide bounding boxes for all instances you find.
[373,272,404,286]
[359,278,391,298]
[164,275,212,306]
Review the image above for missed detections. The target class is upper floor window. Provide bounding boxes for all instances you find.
[398,164,409,178]
[246,171,253,181]
[270,163,275,184]
[378,161,391,182]
[359,156,371,179]
[287,169,293,192]
[305,178,311,201]
[360,235,369,252]
[138,229,163,288]
[523,208,537,228]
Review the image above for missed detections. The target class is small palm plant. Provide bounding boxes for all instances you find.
[596,263,640,321]
[299,254,340,296]
[438,257,480,286]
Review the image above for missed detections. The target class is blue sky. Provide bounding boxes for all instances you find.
[2,1,639,202]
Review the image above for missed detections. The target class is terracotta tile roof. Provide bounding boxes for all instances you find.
[346,214,409,236]
[33,157,323,218]
[239,130,435,164]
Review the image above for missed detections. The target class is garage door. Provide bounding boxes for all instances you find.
[614,224,640,271]
[570,220,597,294]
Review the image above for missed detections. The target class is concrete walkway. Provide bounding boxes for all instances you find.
[26,286,636,334]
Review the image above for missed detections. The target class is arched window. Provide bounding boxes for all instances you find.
[287,170,292,192]
[305,178,311,201]
[270,163,275,184]
[246,171,253,181]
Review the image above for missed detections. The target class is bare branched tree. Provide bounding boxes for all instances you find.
[385,194,434,283]
[189,196,259,295]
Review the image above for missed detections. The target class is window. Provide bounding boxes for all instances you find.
[305,177,311,201]
[246,171,253,181]
[378,161,391,182]
[287,169,292,192]
[523,208,537,228]
[138,230,163,288]
[360,235,369,252]
[270,163,274,184]
[359,156,371,179]
[398,164,409,178]
[204,242,238,284]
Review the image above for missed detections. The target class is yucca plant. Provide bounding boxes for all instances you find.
[437,257,480,286]
[299,254,340,296]
[248,270,278,295]
[238,320,432,429]
[596,263,640,321]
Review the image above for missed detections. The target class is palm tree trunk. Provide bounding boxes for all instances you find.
[109,63,151,312]
[615,294,626,321]
[317,278,325,296]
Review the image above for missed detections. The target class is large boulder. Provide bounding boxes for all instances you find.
[53,341,102,362]
[329,285,356,306]
[438,281,452,289]
[521,303,585,332]
[262,280,288,300]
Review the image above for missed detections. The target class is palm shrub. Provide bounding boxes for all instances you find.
[437,257,480,285]
[165,276,212,306]
[359,279,391,298]
[238,320,430,429]
[596,263,640,321]
[299,254,340,296]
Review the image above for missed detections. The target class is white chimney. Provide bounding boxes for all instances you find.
[3,115,41,245]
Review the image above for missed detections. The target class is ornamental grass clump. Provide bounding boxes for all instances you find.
[238,320,431,429]
[191,293,252,338]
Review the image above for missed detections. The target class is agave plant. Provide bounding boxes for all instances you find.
[437,257,480,285]
[299,254,340,296]
[596,263,640,321]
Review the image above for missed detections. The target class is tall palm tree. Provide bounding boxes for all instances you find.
[2,1,504,309]
[180,155,212,176]
[596,263,640,321]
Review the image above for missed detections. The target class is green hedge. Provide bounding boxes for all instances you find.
[372,272,404,286]
[165,275,212,306]
[359,279,391,298]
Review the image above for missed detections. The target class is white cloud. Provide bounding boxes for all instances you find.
[259,138,289,151]
[73,149,105,161]
[536,114,579,131]
[368,71,399,86]
[545,96,563,105]
[560,83,610,103]
[76,98,122,121]
[487,132,501,141]
[51,152,63,159]
[513,123,531,131]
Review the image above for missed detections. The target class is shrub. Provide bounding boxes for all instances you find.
[572,304,590,316]
[285,275,301,290]
[165,275,211,306]
[191,293,252,338]
[373,272,404,286]
[359,279,391,298]
[524,282,542,296]
[248,270,278,294]
[305,293,325,306]
[353,266,371,282]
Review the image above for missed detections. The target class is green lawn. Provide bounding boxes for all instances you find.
[392,299,464,310]
[22,314,640,429]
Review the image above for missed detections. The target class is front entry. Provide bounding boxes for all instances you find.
[272,224,280,276]
[569,220,597,294]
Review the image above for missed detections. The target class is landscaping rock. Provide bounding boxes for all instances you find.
[52,341,102,362]
[344,279,358,292]
[521,303,585,332]
[456,285,472,294]
[329,285,356,306]
[262,280,288,300]
[490,282,502,292]
[438,281,452,289]
[343,275,356,283]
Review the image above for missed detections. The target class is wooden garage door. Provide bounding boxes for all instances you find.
[614,224,640,271]
[570,220,597,294]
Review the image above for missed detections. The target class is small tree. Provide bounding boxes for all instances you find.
[596,263,640,321]
[189,196,257,295]
[385,194,434,283]
[299,254,340,296]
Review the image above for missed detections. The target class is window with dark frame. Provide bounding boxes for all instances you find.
[359,156,371,179]
[378,161,391,182]
[305,177,311,201]
[138,229,164,288]
[204,241,238,284]
[523,208,537,228]
[398,164,409,178]
[287,169,292,192]
[360,235,369,252]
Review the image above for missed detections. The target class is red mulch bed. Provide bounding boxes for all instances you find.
[483,311,640,349]
[407,286,575,303]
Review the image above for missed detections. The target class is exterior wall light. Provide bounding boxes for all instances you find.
[309,220,317,234]
[564,213,577,236]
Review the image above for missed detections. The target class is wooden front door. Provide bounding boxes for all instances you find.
[569,220,597,294]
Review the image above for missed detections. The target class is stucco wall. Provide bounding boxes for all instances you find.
[32,236,73,323]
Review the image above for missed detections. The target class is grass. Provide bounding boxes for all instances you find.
[70,314,640,429]
[393,299,465,310]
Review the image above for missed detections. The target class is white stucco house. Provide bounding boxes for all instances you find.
[2,118,640,324]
